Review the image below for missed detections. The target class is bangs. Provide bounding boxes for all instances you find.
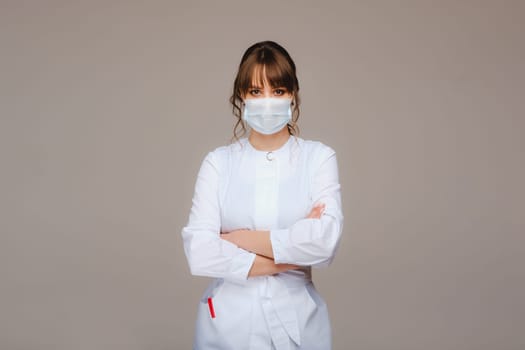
[236,51,297,95]
[250,64,294,90]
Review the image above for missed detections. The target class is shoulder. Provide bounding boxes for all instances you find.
[297,137,337,161]
[202,138,248,167]
[209,138,247,157]
[297,138,340,180]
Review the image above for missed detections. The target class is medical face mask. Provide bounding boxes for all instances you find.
[242,97,292,135]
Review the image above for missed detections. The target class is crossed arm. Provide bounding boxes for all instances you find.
[220,203,325,277]
[182,147,342,282]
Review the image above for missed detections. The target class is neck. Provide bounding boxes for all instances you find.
[248,127,291,151]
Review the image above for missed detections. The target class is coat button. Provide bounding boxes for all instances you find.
[266,151,274,161]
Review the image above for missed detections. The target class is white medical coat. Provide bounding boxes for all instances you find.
[181,135,344,349]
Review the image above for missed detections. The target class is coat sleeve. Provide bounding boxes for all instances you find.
[270,145,344,268]
[181,150,256,282]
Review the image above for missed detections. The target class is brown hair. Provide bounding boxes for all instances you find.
[229,41,301,141]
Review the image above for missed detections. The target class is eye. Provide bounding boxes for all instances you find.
[274,88,287,96]
[249,89,261,96]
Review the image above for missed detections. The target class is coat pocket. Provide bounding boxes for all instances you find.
[301,282,320,324]
[200,278,225,319]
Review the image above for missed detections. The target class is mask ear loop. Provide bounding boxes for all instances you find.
[240,99,247,127]
[289,95,298,135]
[240,99,246,116]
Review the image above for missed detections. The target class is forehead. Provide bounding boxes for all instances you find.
[249,64,270,87]
[248,63,290,89]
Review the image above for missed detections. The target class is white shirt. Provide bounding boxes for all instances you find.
[181,135,344,349]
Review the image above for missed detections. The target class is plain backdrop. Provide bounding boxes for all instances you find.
[1,1,524,349]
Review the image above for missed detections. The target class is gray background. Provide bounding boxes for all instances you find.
[1,1,524,349]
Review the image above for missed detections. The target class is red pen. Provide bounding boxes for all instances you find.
[207,297,216,318]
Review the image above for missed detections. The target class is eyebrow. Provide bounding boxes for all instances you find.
[248,86,287,90]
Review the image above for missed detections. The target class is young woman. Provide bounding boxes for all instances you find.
[181,40,344,350]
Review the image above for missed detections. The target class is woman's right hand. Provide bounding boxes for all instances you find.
[306,203,325,219]
[249,202,326,277]
[277,203,325,273]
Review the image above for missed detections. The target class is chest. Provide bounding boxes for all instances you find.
[219,153,312,232]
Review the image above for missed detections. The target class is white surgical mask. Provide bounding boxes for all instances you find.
[242,97,292,135]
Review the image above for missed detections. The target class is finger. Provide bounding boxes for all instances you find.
[307,207,320,218]
[306,205,324,219]
[314,203,326,217]
[306,209,316,219]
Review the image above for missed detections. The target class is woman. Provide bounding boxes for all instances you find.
[181,40,344,350]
